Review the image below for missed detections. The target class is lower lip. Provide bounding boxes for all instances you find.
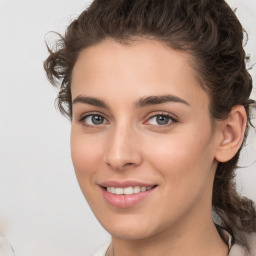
[101,187,156,208]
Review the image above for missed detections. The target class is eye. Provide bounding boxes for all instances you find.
[80,114,107,126]
[147,114,177,126]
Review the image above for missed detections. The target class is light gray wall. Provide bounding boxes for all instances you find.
[0,1,255,255]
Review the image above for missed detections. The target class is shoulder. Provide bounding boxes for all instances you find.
[247,233,256,256]
[91,241,111,256]
[229,244,247,256]
[229,233,256,256]
[216,225,256,256]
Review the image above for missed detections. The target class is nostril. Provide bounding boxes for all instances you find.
[123,162,137,168]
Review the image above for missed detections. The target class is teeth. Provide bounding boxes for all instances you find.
[115,188,123,195]
[141,187,146,192]
[106,186,154,195]
[123,187,133,195]
[133,186,140,193]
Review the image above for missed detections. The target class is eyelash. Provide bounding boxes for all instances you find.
[79,112,178,128]
[145,112,178,127]
[79,112,108,128]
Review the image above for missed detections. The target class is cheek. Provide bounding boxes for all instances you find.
[141,128,216,225]
[70,130,103,183]
[145,125,215,190]
[70,130,108,211]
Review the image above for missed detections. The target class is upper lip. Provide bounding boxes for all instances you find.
[99,180,157,188]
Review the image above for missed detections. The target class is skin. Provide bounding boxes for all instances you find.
[70,39,246,256]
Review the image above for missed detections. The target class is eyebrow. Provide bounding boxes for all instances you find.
[72,94,190,108]
[135,95,190,108]
[73,95,109,108]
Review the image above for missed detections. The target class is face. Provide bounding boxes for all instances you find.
[70,39,219,240]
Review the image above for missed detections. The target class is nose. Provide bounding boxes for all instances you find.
[104,124,143,171]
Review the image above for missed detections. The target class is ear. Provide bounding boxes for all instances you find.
[215,105,247,163]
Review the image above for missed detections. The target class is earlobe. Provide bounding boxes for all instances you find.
[215,105,247,163]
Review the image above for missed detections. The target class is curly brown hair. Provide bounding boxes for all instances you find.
[44,0,256,252]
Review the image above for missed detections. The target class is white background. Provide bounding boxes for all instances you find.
[0,0,255,255]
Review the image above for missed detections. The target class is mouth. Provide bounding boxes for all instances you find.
[102,185,157,195]
[100,183,158,208]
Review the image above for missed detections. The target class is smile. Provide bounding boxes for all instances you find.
[100,183,158,208]
[106,186,154,195]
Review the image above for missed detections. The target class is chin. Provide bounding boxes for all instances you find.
[98,214,165,240]
[106,225,155,240]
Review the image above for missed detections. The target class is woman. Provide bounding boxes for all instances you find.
[44,0,256,255]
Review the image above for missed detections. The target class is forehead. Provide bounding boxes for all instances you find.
[73,38,198,80]
[71,38,209,110]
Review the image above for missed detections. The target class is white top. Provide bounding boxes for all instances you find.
[91,242,110,256]
[91,228,256,256]
[0,235,15,256]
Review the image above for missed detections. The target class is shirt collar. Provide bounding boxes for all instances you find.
[216,224,234,250]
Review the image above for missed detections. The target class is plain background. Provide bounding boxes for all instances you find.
[0,0,255,255]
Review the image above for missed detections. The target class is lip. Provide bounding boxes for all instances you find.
[100,180,156,188]
[99,180,158,209]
